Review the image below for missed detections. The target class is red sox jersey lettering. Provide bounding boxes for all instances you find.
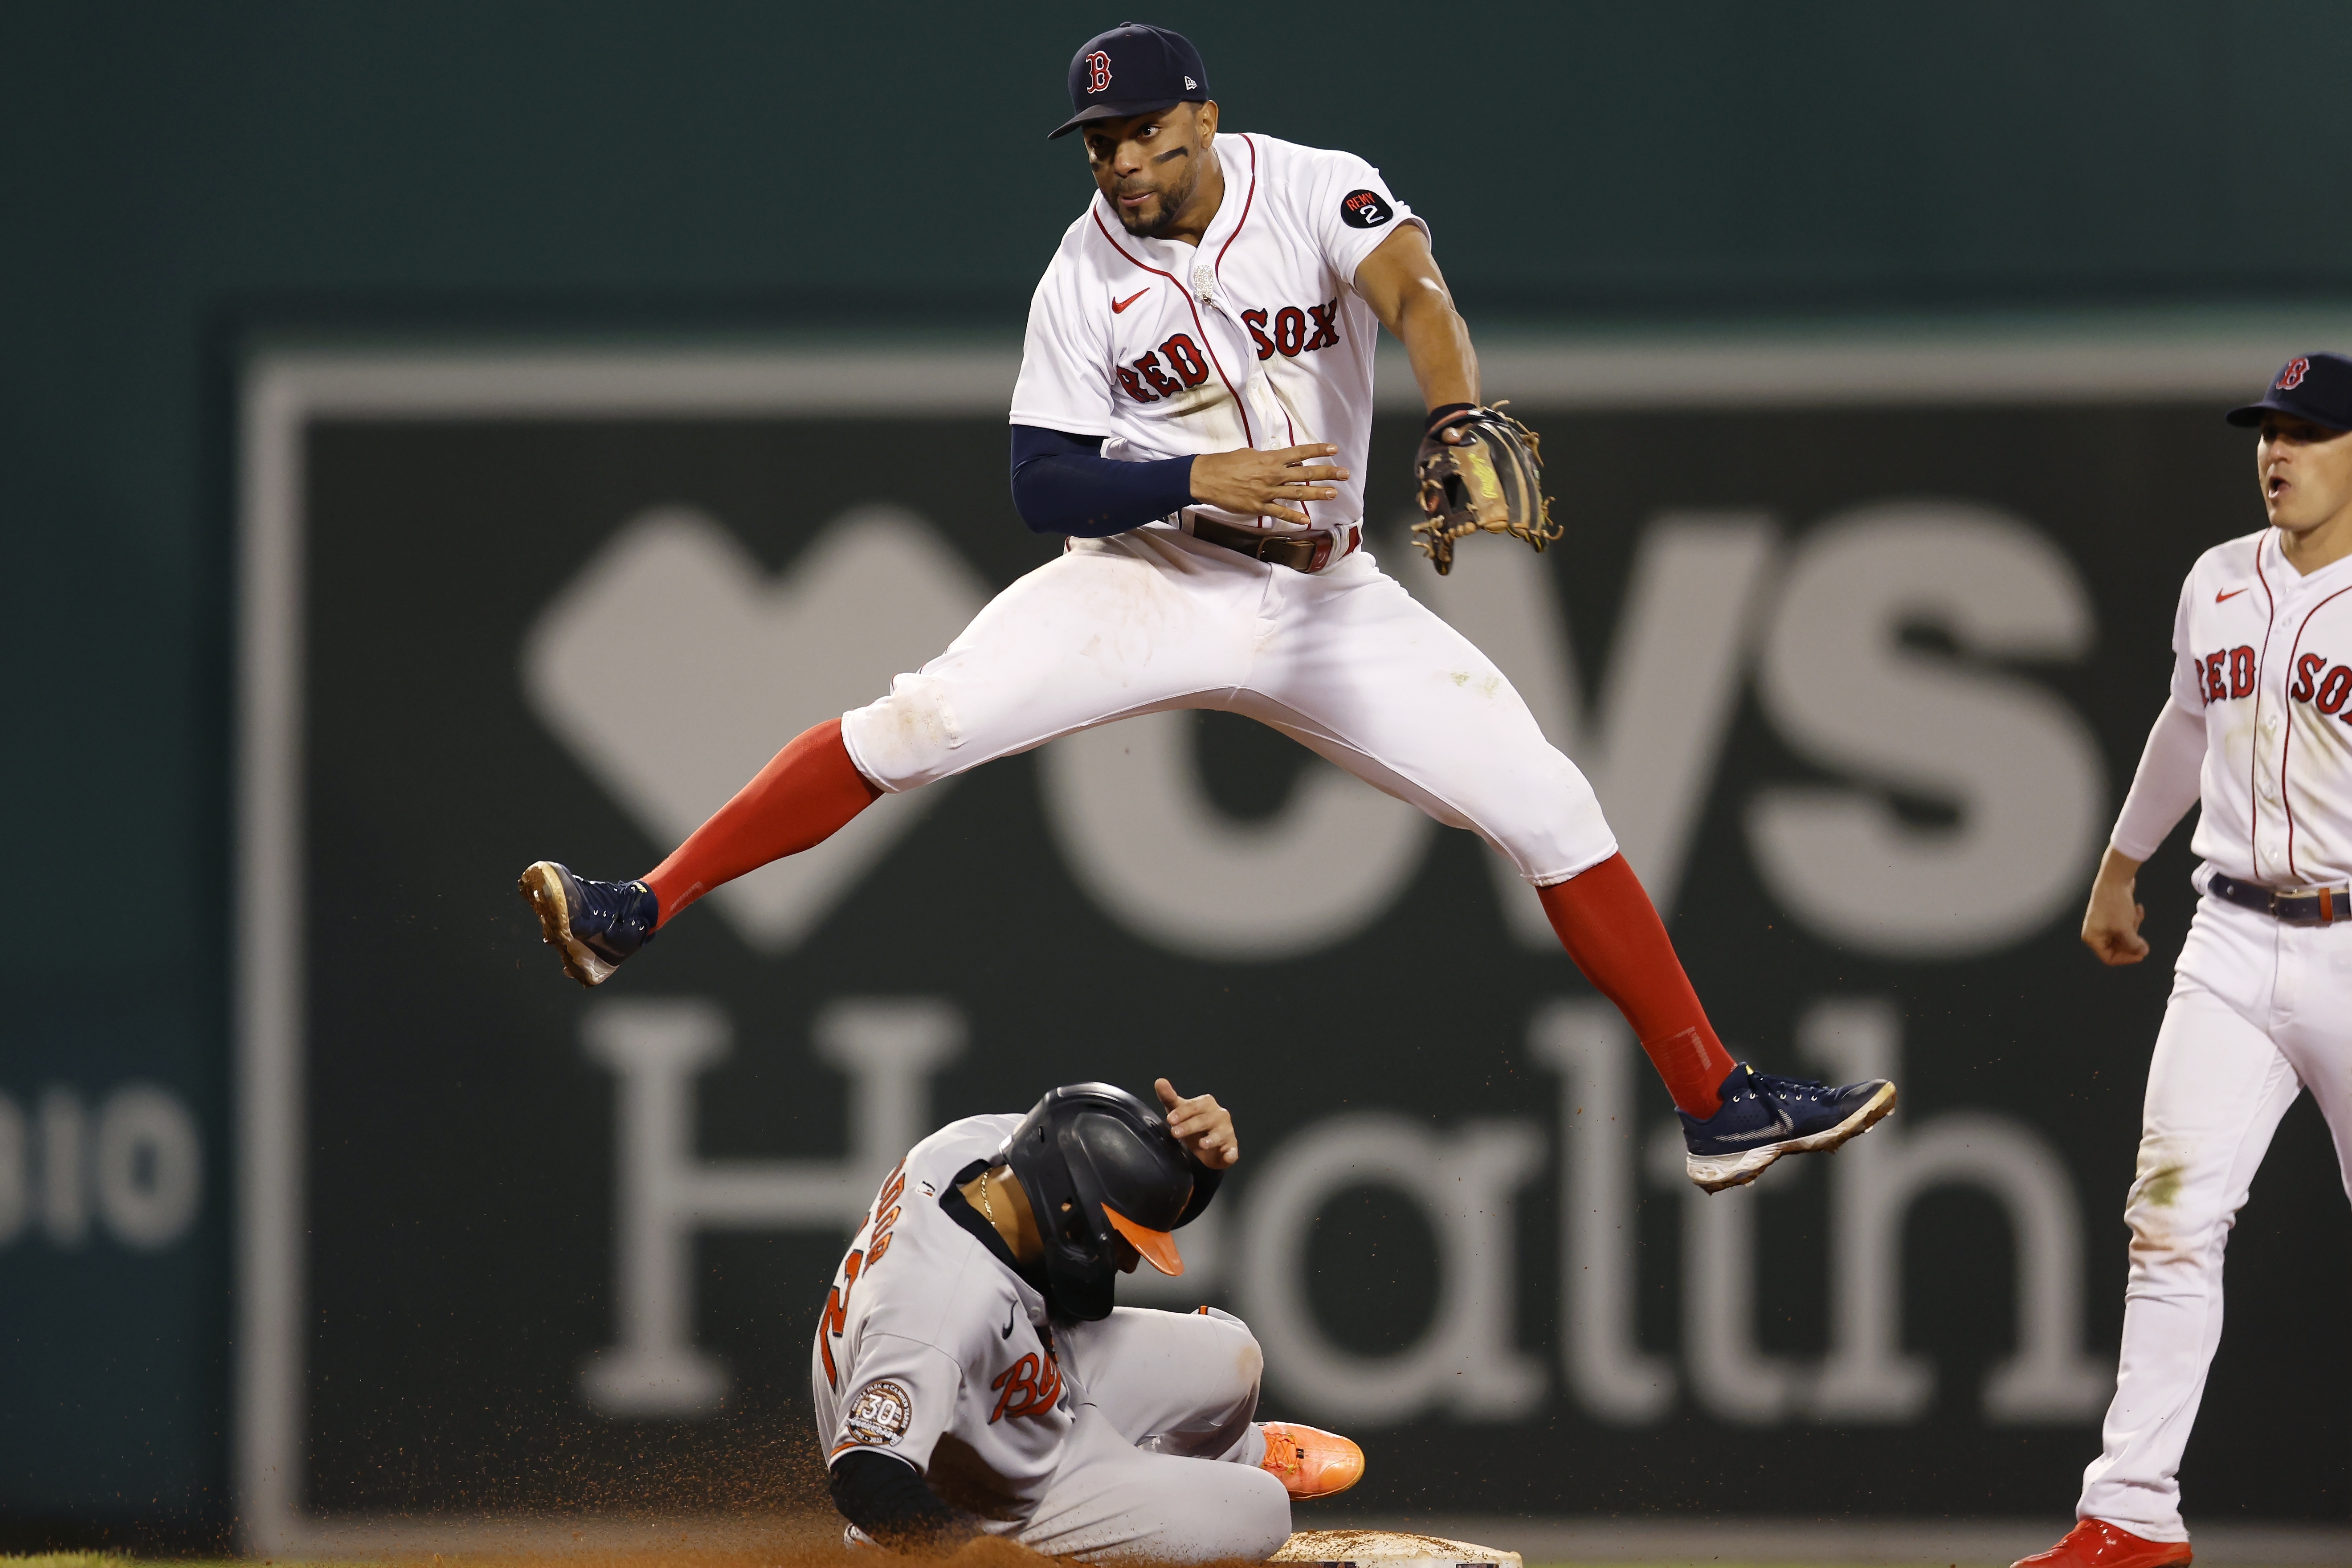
[2196,645,2257,702]
[2289,652,2352,716]
[1240,300,1342,361]
[1009,131,1422,533]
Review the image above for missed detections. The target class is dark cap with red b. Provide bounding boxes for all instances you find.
[2229,352,2352,433]
[1050,22,1209,140]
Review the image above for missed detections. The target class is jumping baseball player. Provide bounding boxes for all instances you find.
[814,1076,1358,1561]
[519,22,1895,1192]
[2013,353,2352,1568]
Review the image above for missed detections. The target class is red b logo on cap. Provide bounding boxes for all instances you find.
[1083,51,1112,94]
[2278,356,2310,391]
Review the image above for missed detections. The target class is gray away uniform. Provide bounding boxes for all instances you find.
[811,1114,1290,1562]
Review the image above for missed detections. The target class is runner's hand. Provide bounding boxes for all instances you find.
[1156,1078,1238,1168]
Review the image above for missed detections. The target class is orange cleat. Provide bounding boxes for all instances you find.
[2013,1519,2191,1568]
[1258,1421,1364,1500]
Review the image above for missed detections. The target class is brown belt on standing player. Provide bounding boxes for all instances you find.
[1180,510,1362,574]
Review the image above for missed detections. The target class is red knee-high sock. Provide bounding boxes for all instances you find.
[1537,853,1736,1119]
[641,718,882,927]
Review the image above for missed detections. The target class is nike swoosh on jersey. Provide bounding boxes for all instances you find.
[1001,1303,1017,1339]
[1111,288,1150,314]
[2217,587,2250,603]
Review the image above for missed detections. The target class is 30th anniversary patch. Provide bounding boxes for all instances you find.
[844,1380,914,1447]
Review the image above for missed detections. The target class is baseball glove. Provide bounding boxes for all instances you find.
[1410,402,1561,575]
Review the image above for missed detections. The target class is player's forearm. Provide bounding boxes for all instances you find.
[2093,843,2145,890]
[1390,284,1478,411]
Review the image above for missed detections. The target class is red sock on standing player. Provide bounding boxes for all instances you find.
[641,718,882,927]
[1537,853,1736,1119]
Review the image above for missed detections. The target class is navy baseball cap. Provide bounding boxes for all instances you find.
[1049,22,1208,140]
[2227,352,2352,432]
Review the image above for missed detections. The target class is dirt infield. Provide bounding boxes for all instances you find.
[0,1544,1292,1568]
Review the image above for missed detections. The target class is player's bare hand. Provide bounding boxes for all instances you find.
[1155,1078,1237,1168]
[2082,846,2150,967]
[1190,444,1348,526]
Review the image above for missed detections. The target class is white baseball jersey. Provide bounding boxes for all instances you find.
[2171,526,2352,887]
[1009,131,1422,533]
[811,1114,1072,1516]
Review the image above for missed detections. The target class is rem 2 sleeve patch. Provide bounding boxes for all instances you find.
[843,1380,915,1447]
[1339,189,1394,229]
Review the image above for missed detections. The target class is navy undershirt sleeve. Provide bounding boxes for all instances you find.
[829,1449,980,1548]
[1010,424,1196,538]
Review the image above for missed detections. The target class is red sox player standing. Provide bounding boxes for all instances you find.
[2016,353,2352,1568]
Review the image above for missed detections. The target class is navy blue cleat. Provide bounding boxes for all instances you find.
[518,861,658,987]
[1681,1062,1896,1192]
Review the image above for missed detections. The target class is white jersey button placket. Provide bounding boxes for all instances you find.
[1189,261,1286,466]
[2257,572,2278,874]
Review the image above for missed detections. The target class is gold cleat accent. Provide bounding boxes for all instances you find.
[518,861,618,988]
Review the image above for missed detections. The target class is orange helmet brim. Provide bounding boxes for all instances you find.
[1104,1204,1184,1276]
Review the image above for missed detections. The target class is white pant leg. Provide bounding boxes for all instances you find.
[842,531,1617,884]
[1015,1405,1290,1562]
[1237,547,1618,883]
[841,529,1263,791]
[2078,898,2304,1541]
[2267,913,2352,1203]
[1053,1306,1266,1462]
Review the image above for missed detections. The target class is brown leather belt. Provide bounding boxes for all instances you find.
[1181,511,1362,574]
[2208,870,2352,926]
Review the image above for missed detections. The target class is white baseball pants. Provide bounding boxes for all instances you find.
[2078,887,2352,1541]
[1014,1306,1289,1562]
[840,524,1619,885]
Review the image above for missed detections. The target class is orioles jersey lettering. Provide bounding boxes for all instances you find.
[987,1350,1065,1424]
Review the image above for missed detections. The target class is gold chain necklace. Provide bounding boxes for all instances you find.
[979,1168,998,1227]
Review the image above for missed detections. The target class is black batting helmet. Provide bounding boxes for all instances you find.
[999,1082,1194,1322]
